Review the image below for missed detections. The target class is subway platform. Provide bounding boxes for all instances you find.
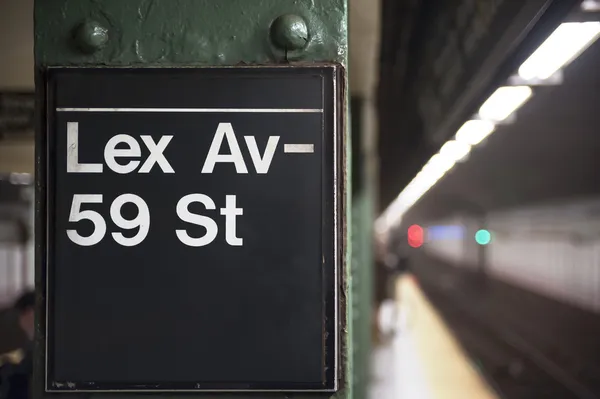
[369,274,499,399]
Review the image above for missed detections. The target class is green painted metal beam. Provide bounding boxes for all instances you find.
[35,0,347,66]
[34,0,357,398]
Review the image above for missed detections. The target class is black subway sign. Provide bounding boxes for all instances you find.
[40,67,342,393]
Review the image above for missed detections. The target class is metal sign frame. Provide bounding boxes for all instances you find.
[36,65,345,393]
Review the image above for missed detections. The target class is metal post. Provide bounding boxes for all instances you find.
[35,0,351,398]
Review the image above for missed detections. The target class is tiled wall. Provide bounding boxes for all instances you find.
[422,202,600,314]
[0,244,31,307]
[0,203,33,308]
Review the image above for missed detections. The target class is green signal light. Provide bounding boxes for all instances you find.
[475,229,492,245]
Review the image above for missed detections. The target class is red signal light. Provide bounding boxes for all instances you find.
[407,224,424,248]
[408,224,423,240]
[408,238,423,248]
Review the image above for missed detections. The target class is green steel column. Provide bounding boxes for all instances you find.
[350,97,372,398]
[34,1,350,398]
[350,97,375,399]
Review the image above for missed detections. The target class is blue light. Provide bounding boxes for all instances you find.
[426,225,465,240]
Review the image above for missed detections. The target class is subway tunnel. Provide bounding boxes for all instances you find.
[374,0,600,398]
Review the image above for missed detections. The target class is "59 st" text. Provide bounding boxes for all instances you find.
[67,194,243,247]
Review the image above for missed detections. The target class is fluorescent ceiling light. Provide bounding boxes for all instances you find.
[519,22,600,80]
[439,140,471,162]
[581,0,600,11]
[382,198,407,227]
[375,151,459,231]
[455,120,495,146]
[377,86,528,233]
[425,154,455,174]
[418,167,443,186]
[479,86,532,122]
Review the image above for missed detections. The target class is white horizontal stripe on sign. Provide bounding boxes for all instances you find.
[56,108,323,113]
[284,144,314,153]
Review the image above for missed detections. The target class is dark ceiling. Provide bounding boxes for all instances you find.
[403,37,600,225]
[377,0,431,210]
[376,0,587,222]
